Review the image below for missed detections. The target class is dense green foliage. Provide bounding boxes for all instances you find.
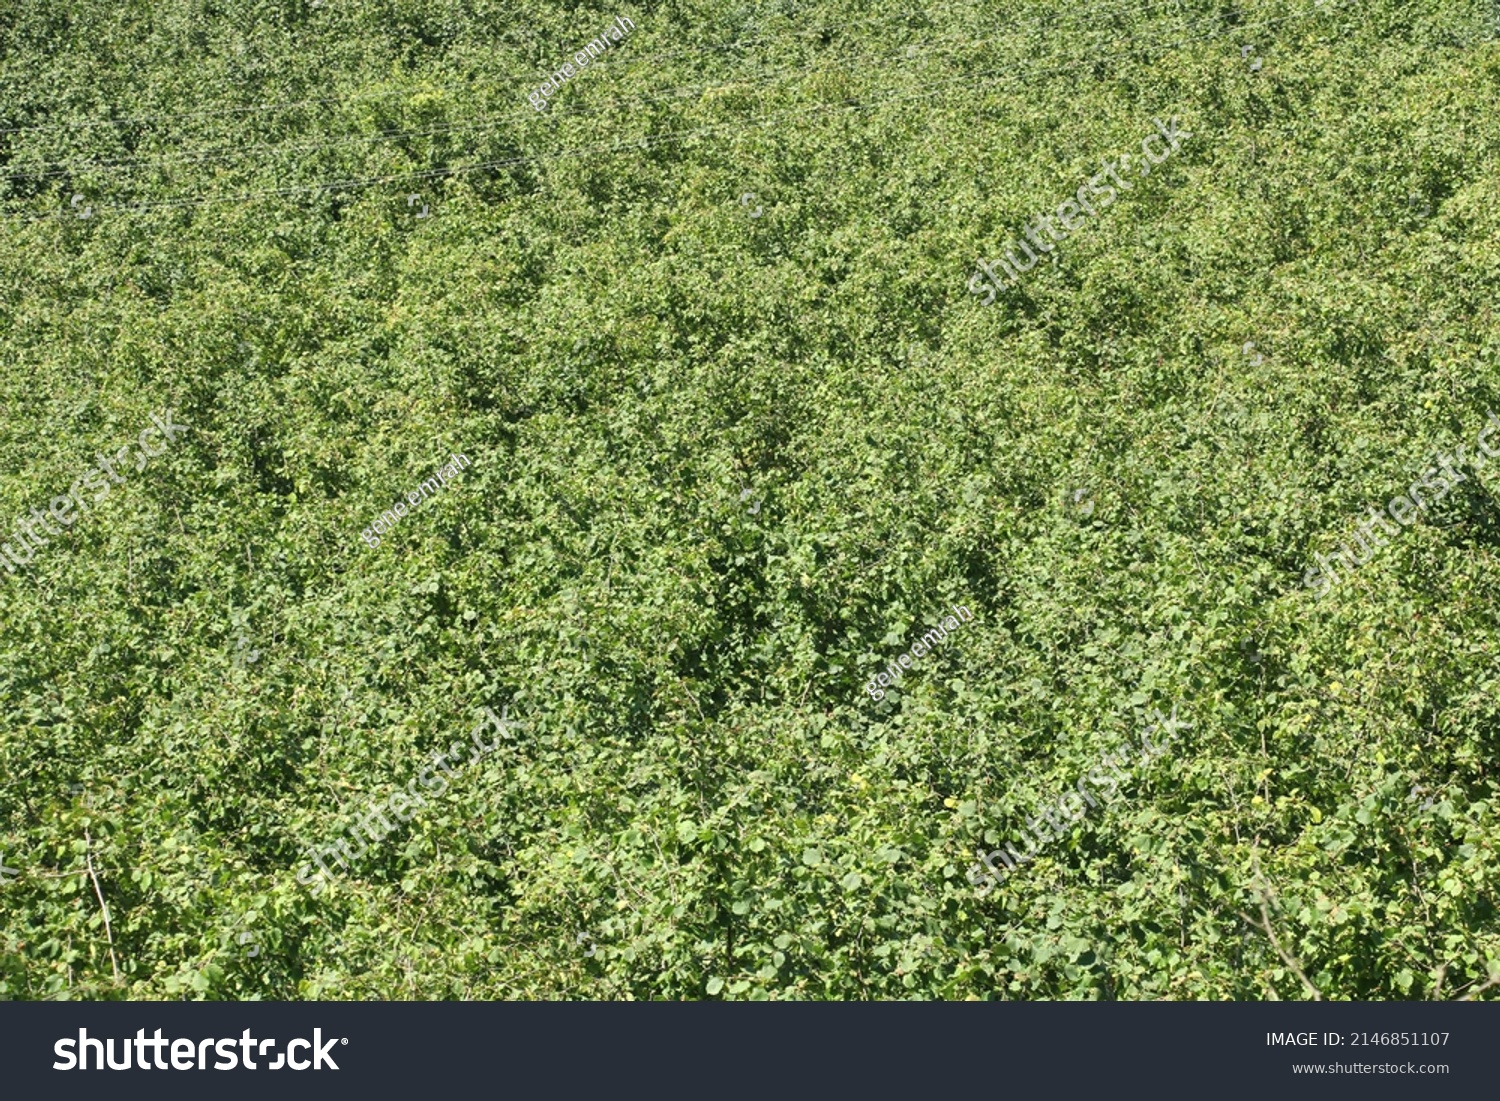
[2,0,1499,1000]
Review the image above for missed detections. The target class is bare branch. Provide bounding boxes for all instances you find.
[83,828,121,986]
[1242,851,1322,1001]
[1459,968,1500,1002]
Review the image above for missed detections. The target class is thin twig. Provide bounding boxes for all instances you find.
[1459,969,1500,1001]
[643,824,680,908]
[1242,853,1321,1001]
[597,854,647,912]
[677,676,707,723]
[1240,903,1321,1001]
[83,828,121,985]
